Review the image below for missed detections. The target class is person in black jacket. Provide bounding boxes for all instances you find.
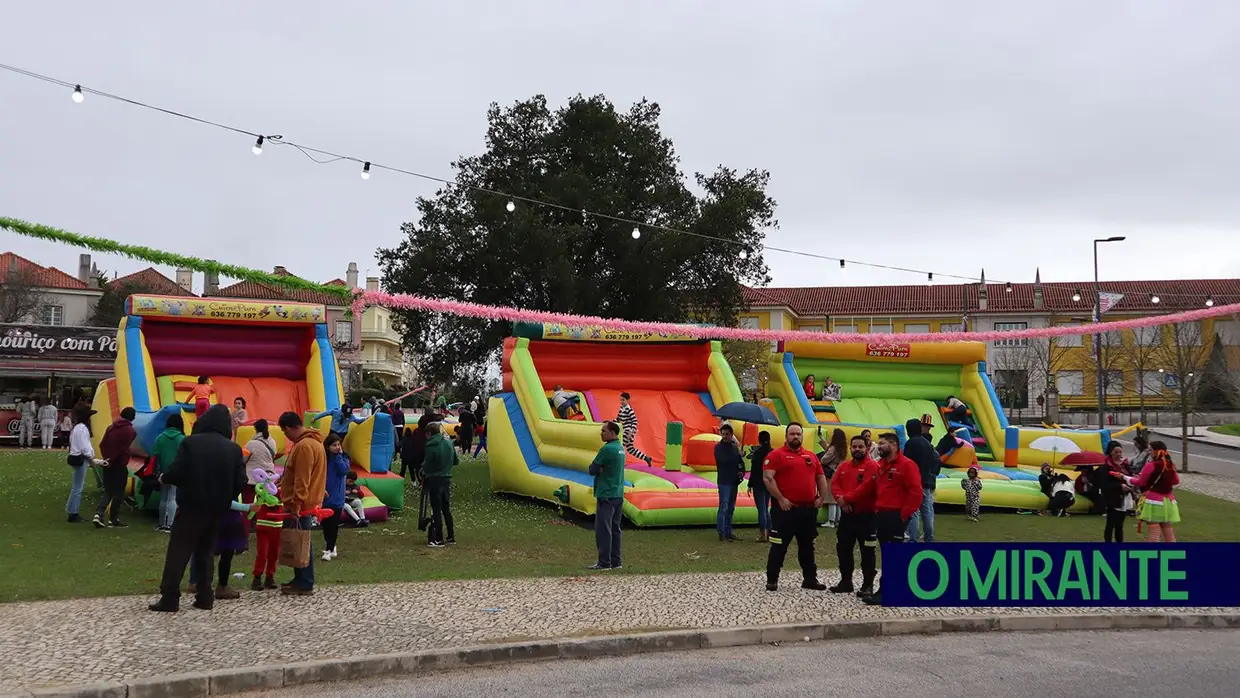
[457,406,476,456]
[748,431,774,542]
[902,419,941,543]
[714,424,745,542]
[149,404,248,613]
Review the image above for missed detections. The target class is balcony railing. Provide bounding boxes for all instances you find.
[359,358,403,377]
[361,328,402,345]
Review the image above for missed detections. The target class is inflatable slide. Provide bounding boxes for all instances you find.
[90,294,402,511]
[490,322,767,527]
[766,341,1107,511]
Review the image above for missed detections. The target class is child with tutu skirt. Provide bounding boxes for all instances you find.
[1123,441,1181,543]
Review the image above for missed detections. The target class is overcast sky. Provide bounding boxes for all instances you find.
[3,1,1239,294]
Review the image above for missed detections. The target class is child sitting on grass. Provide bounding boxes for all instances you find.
[342,471,370,528]
[961,466,983,521]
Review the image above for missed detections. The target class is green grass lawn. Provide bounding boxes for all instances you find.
[1209,424,1240,437]
[3,448,1240,602]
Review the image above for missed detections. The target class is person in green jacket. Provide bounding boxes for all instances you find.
[588,421,627,571]
[422,422,459,547]
[153,413,186,532]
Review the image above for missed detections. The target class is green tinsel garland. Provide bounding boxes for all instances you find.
[0,216,355,302]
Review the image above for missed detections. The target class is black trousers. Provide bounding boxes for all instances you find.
[458,430,473,454]
[874,510,907,593]
[766,505,818,584]
[322,507,342,551]
[1104,508,1127,543]
[836,511,877,585]
[427,477,454,543]
[158,508,220,607]
[95,466,127,522]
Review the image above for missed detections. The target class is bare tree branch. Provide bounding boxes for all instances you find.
[0,267,49,324]
[1150,321,1213,473]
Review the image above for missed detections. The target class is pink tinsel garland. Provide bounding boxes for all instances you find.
[352,290,1239,345]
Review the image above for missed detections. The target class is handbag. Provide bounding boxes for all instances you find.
[67,453,85,468]
[279,526,312,568]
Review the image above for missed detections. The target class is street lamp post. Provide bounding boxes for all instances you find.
[1093,236,1126,430]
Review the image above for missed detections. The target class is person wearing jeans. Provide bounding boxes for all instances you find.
[588,421,626,570]
[747,431,773,542]
[901,419,940,543]
[906,488,936,542]
[276,411,327,596]
[151,413,186,532]
[288,515,316,591]
[714,424,744,542]
[65,409,96,523]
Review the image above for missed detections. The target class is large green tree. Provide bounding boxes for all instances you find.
[88,278,163,328]
[379,94,776,381]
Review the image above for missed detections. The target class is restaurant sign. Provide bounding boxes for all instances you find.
[0,324,118,360]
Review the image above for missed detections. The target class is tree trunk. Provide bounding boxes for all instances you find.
[1180,408,1191,473]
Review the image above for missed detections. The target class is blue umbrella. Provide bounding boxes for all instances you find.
[714,401,780,426]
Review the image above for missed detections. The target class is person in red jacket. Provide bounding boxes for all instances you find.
[830,435,879,595]
[863,432,924,606]
[761,423,829,592]
[92,407,138,528]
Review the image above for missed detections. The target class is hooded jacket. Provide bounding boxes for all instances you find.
[151,426,186,474]
[422,432,459,479]
[903,419,941,491]
[281,428,327,514]
[160,405,246,514]
[99,417,137,468]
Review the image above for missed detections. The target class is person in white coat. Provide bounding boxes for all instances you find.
[38,400,59,449]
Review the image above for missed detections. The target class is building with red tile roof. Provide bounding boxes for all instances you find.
[111,267,197,297]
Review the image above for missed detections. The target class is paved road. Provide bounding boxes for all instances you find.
[1117,435,1240,480]
[254,629,1240,697]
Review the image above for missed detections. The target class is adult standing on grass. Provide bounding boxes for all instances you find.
[616,392,653,466]
[92,407,137,529]
[903,419,941,543]
[714,423,744,542]
[65,407,98,523]
[1123,441,1181,543]
[748,431,774,542]
[243,419,278,476]
[457,404,476,456]
[17,396,35,448]
[38,398,58,449]
[862,432,923,606]
[588,421,626,571]
[830,435,879,595]
[277,411,327,596]
[151,413,186,533]
[762,423,829,592]
[149,404,248,612]
[423,422,459,547]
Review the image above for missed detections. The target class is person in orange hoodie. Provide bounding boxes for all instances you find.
[276,411,326,596]
[829,435,880,596]
[862,432,923,606]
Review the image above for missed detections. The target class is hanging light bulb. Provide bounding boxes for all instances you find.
[739,248,749,260]
[252,135,264,155]
[360,162,371,180]
[631,227,641,240]
[1149,293,1160,304]
[1206,296,1215,307]
[1005,281,1013,293]
[506,200,515,212]
[839,259,846,271]
[927,272,934,285]
[71,85,84,103]
[1072,289,1082,302]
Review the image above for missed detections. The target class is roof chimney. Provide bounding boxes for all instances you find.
[1033,268,1044,310]
[978,269,988,311]
[346,262,359,289]
[78,254,92,284]
[204,269,220,296]
[366,276,379,292]
[175,267,193,293]
[273,265,288,275]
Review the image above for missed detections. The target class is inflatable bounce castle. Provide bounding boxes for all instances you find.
[89,294,403,512]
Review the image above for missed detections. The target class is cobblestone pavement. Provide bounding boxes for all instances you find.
[1,571,1232,692]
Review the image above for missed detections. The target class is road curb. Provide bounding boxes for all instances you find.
[12,612,1240,697]
[1147,430,1240,451]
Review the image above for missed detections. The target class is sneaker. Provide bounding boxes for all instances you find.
[827,521,837,528]
[148,601,178,613]
[862,592,883,606]
[264,576,278,590]
[109,520,127,529]
[428,541,445,548]
[829,582,854,594]
[191,600,213,611]
[67,514,81,523]
[820,521,831,528]
[765,582,778,592]
[727,534,742,542]
[446,537,456,545]
[802,580,827,591]
[356,519,370,528]
[586,563,611,571]
[251,576,263,592]
[92,514,105,529]
[281,586,314,597]
[855,584,874,598]
[322,550,334,562]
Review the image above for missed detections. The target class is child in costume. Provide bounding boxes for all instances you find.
[249,467,284,590]
[1123,441,1181,542]
[961,466,983,521]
